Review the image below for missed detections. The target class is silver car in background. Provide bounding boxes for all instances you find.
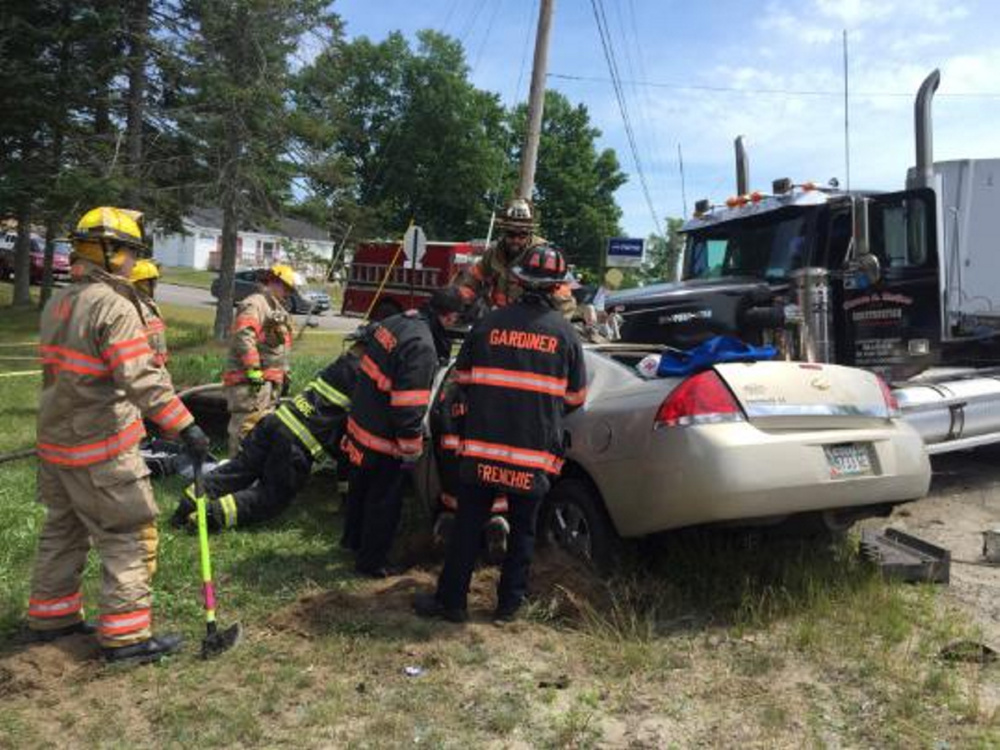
[419,344,931,567]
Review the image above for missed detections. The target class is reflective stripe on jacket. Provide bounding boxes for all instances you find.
[273,350,360,458]
[454,296,587,498]
[37,261,194,467]
[451,236,576,317]
[224,291,292,385]
[341,310,447,468]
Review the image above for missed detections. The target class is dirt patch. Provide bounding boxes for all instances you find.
[269,548,611,637]
[0,634,101,698]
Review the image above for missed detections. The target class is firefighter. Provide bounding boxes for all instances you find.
[452,198,575,316]
[27,206,210,664]
[129,259,168,367]
[171,329,367,531]
[430,377,511,562]
[224,264,297,456]
[341,287,464,577]
[414,245,587,623]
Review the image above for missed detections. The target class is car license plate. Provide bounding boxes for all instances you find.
[824,443,873,478]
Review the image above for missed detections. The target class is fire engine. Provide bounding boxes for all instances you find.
[341,232,483,320]
[608,69,1000,455]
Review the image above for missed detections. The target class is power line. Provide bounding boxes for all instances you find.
[624,0,673,222]
[588,0,661,235]
[549,71,1000,99]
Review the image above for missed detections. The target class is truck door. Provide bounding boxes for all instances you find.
[841,188,939,381]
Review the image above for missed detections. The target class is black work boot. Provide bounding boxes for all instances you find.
[412,592,468,623]
[22,621,96,644]
[103,633,184,665]
[493,603,521,625]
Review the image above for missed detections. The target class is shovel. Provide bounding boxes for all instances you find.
[192,459,243,659]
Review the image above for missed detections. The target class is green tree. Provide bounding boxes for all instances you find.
[177,0,337,339]
[296,30,508,242]
[510,91,627,273]
[640,217,685,284]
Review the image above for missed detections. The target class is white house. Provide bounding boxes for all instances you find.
[152,207,335,275]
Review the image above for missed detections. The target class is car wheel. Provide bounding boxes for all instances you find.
[539,478,619,573]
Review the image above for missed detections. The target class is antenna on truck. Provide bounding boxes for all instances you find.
[843,29,851,192]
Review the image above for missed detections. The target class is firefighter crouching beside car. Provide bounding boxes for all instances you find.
[415,245,587,623]
[223,264,297,457]
[172,328,366,532]
[340,287,464,577]
[27,206,210,665]
[130,259,168,367]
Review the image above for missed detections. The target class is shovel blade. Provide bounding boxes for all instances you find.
[201,622,243,659]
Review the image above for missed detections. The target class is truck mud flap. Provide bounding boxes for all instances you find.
[859,527,950,584]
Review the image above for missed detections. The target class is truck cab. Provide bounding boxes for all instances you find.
[607,70,1000,454]
[611,185,944,382]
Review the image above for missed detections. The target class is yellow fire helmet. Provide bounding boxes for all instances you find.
[130,259,161,284]
[269,263,298,289]
[72,206,149,269]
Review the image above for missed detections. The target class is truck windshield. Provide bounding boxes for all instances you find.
[684,210,810,282]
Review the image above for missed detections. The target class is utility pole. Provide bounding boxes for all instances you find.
[516,0,554,200]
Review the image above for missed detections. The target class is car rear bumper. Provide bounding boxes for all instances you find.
[585,420,931,537]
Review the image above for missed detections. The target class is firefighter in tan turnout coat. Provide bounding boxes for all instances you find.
[223,265,296,456]
[130,259,168,367]
[28,206,210,665]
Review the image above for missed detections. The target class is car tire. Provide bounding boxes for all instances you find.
[539,478,620,573]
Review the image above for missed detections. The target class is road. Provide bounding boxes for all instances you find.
[863,446,1000,654]
[157,282,362,333]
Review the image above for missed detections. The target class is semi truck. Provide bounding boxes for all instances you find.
[608,69,1000,455]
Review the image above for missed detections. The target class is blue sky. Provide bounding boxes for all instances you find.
[333,0,1000,238]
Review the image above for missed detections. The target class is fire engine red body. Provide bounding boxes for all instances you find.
[341,239,482,319]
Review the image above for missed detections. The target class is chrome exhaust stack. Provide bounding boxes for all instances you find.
[735,135,749,196]
[908,69,940,190]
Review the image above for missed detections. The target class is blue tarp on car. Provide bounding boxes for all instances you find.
[656,335,777,377]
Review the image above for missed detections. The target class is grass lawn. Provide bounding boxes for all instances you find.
[1,282,999,746]
[160,266,217,290]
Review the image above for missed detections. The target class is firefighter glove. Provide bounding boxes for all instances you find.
[246,368,265,390]
[180,424,211,463]
[281,373,291,397]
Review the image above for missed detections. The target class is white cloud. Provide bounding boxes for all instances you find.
[813,0,895,27]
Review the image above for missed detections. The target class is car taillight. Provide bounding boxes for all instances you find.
[876,375,901,418]
[654,370,745,429]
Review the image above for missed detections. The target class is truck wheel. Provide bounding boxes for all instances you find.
[371,299,402,321]
[539,478,619,573]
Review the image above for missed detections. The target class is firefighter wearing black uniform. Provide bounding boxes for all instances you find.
[341,287,464,576]
[171,332,366,531]
[415,245,587,622]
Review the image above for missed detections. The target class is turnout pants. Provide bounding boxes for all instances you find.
[204,415,313,527]
[436,482,541,614]
[344,455,406,572]
[226,381,279,457]
[28,454,159,648]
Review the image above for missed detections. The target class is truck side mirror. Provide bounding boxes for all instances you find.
[856,252,881,287]
[846,196,881,287]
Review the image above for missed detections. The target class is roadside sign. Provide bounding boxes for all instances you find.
[606,237,645,268]
[402,225,428,268]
